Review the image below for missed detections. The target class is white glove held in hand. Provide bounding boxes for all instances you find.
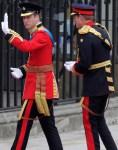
[64,61,76,71]
[10,67,23,79]
[1,13,10,34]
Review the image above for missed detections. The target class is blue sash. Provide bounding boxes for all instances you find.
[44,29,55,47]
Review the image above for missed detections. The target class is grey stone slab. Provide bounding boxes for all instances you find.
[0,124,117,150]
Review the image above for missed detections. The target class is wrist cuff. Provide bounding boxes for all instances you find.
[19,66,26,79]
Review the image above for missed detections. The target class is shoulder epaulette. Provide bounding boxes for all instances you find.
[78,25,102,37]
[78,25,91,34]
[78,25,112,48]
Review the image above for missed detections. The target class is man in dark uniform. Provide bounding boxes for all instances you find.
[64,3,118,150]
[1,0,63,150]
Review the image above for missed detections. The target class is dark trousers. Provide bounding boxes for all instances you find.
[11,99,63,150]
[82,95,118,150]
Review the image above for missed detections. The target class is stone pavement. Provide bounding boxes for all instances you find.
[0,96,118,149]
[0,124,117,150]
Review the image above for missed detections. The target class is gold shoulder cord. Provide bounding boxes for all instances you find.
[78,25,112,49]
[95,23,112,46]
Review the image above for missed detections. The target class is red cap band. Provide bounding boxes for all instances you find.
[72,8,94,16]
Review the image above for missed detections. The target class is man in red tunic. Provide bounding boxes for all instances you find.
[1,0,63,149]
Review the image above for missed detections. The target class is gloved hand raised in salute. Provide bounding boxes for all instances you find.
[1,13,10,34]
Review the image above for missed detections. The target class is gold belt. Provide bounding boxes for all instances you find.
[89,60,111,70]
[26,64,53,73]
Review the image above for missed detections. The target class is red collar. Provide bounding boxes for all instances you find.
[86,21,95,27]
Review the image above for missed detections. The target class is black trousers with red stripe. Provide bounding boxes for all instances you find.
[82,95,118,150]
[11,100,63,150]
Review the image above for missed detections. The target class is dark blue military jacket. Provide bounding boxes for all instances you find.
[74,23,115,96]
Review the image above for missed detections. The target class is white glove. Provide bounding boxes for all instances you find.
[1,13,10,34]
[10,67,23,79]
[64,61,76,71]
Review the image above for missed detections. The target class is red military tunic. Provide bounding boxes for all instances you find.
[8,24,59,101]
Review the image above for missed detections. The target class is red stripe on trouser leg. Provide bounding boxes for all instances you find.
[16,100,33,150]
[82,97,95,150]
